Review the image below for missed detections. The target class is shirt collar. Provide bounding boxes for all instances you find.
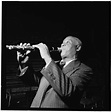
[63,59,80,74]
[63,58,76,68]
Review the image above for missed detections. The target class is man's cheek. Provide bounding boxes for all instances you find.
[61,50,65,56]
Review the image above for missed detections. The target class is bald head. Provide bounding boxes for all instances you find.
[60,36,82,59]
[65,36,82,48]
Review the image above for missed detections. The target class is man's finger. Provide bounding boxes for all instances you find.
[26,50,31,55]
[17,51,21,61]
[21,56,29,63]
[23,43,27,46]
[20,43,23,46]
[32,44,40,49]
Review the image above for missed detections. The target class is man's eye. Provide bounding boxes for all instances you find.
[66,41,70,44]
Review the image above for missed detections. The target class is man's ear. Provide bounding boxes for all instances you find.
[76,45,81,51]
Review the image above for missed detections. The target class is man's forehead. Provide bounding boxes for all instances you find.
[63,37,76,43]
[62,36,82,46]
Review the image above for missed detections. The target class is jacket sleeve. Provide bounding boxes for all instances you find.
[41,60,93,97]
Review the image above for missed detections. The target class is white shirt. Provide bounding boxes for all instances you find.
[63,58,76,68]
[45,58,76,69]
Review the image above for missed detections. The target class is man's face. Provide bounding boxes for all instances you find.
[60,37,76,59]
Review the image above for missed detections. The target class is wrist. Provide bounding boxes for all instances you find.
[18,60,29,69]
[44,56,52,65]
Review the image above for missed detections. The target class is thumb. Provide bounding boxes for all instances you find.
[25,50,31,55]
[17,51,20,61]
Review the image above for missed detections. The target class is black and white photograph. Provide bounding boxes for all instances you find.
[1,1,110,110]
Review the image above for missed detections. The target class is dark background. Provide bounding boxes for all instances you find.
[2,1,110,110]
[2,1,109,62]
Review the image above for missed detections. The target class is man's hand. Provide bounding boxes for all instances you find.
[17,50,30,63]
[17,43,31,64]
[33,43,52,65]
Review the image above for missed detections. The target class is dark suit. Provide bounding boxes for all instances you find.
[18,59,92,109]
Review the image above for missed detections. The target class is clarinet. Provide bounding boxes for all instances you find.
[6,43,61,52]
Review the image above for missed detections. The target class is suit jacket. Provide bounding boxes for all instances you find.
[18,59,92,109]
[30,60,93,109]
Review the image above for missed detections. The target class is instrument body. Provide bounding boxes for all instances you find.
[6,44,61,52]
[6,44,35,50]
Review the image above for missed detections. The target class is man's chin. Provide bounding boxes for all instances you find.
[61,54,66,59]
[60,53,64,58]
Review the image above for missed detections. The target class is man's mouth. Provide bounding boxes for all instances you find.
[58,47,62,52]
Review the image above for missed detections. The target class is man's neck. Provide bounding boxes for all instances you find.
[62,56,77,63]
[61,56,77,68]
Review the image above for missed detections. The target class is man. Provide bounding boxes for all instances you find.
[17,36,93,109]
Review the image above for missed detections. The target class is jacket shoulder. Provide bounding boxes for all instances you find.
[79,63,92,72]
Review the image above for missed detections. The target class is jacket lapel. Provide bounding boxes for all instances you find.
[62,60,81,75]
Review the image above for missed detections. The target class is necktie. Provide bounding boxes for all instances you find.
[31,76,49,108]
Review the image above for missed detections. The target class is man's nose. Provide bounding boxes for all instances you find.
[60,42,65,47]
